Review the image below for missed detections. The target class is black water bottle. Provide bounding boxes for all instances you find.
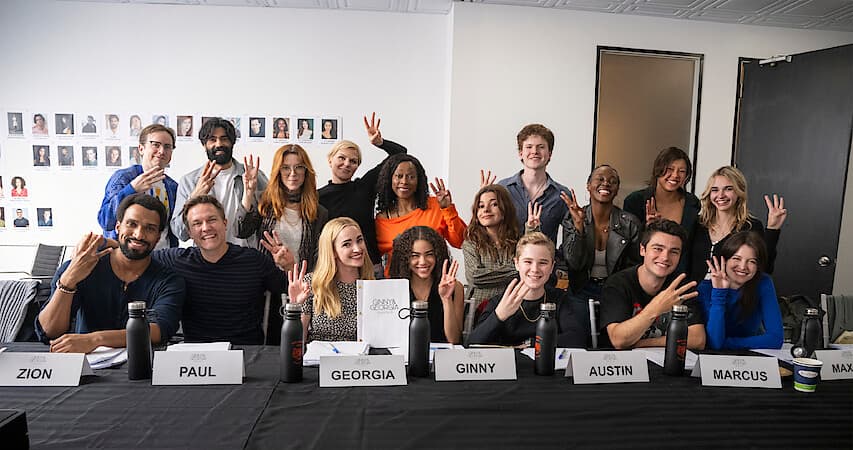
[535,303,557,376]
[792,308,822,358]
[664,305,688,376]
[280,302,304,383]
[408,301,430,377]
[126,301,152,380]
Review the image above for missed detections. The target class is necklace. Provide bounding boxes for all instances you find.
[518,292,546,323]
[527,180,548,202]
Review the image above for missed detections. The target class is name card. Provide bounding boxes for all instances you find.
[815,349,853,380]
[0,352,93,386]
[319,355,407,387]
[433,348,517,381]
[565,351,649,384]
[691,354,781,389]
[152,350,243,385]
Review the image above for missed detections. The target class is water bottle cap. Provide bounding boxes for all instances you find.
[672,304,688,313]
[284,303,302,312]
[412,301,429,310]
[805,308,819,316]
[540,302,556,311]
[128,301,146,311]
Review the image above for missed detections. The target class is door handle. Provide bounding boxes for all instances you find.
[817,255,833,267]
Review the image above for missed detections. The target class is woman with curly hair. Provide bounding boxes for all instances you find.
[389,226,464,344]
[287,217,375,342]
[238,144,328,272]
[688,166,785,282]
[374,153,466,273]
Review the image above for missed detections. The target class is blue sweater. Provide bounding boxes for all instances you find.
[698,274,783,350]
[98,165,178,247]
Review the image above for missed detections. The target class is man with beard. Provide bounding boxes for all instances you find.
[36,194,185,353]
[171,117,268,247]
[98,124,179,248]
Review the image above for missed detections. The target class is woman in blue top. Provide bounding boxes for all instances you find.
[699,231,783,350]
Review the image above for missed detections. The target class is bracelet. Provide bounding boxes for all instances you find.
[56,279,77,295]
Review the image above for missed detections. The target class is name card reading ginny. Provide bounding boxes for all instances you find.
[691,354,781,389]
[815,349,853,380]
[433,348,517,381]
[565,351,649,384]
[0,352,93,386]
[152,350,243,385]
[319,355,407,387]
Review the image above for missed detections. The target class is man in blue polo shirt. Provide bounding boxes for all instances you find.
[37,194,185,353]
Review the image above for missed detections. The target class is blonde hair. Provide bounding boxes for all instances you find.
[311,217,375,318]
[515,231,555,260]
[698,166,754,232]
[327,140,361,165]
[259,144,319,222]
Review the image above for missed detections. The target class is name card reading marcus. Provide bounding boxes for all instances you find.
[319,355,407,387]
[565,351,649,384]
[815,349,853,380]
[691,354,781,389]
[0,352,94,387]
[433,348,517,381]
[152,350,243,385]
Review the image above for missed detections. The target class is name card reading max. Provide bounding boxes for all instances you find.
[434,348,517,381]
[0,353,93,387]
[319,355,407,387]
[815,349,853,380]
[565,351,649,384]
[691,354,781,389]
[152,350,243,385]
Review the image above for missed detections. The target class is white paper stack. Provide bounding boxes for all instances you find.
[86,346,128,369]
[166,342,232,351]
[303,341,369,366]
[520,347,587,370]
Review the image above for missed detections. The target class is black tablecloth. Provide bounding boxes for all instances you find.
[1,344,851,449]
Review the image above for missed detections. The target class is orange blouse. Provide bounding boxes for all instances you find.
[375,196,467,263]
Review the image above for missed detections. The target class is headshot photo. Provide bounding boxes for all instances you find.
[81,115,97,134]
[152,114,169,127]
[37,208,53,227]
[33,145,51,167]
[13,208,29,228]
[225,116,242,139]
[105,146,122,167]
[82,146,98,166]
[321,119,338,140]
[272,117,290,139]
[249,117,265,138]
[297,118,314,140]
[0,207,5,228]
[55,113,74,135]
[7,112,23,135]
[129,114,143,137]
[11,176,27,198]
[129,145,142,165]
[58,145,74,166]
[0,176,4,198]
[105,114,120,137]
[32,113,49,135]
[177,115,193,137]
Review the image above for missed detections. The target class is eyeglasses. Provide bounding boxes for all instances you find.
[281,165,307,175]
[148,140,174,152]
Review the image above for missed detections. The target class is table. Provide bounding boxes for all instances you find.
[1,344,851,449]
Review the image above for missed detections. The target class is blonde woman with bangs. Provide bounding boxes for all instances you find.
[238,144,328,272]
[287,217,375,342]
[688,166,786,282]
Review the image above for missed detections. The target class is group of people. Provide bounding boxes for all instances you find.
[35,117,786,356]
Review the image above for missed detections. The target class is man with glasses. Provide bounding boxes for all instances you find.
[98,124,180,248]
[171,117,268,247]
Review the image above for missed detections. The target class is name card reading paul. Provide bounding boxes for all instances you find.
[152,350,244,385]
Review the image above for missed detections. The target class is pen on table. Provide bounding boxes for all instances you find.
[557,349,568,360]
[325,343,341,354]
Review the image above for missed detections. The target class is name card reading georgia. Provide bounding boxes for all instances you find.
[433,348,517,381]
[691,354,781,389]
[565,350,649,384]
[0,352,93,387]
[152,350,244,385]
[319,355,407,387]
[814,349,853,380]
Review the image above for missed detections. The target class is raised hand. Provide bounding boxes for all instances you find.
[645,197,662,225]
[560,189,585,231]
[61,233,112,290]
[647,273,698,317]
[261,230,295,271]
[190,160,221,198]
[479,169,497,188]
[526,201,542,230]
[437,259,459,301]
[241,155,260,210]
[286,260,311,304]
[130,166,166,193]
[430,177,453,208]
[706,256,729,290]
[494,278,532,322]
[363,112,383,146]
[764,194,787,230]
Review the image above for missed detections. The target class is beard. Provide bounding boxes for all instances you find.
[206,145,233,165]
[119,237,153,260]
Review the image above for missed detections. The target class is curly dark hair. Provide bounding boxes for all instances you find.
[198,117,236,147]
[375,154,429,214]
[466,184,520,260]
[389,226,450,286]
